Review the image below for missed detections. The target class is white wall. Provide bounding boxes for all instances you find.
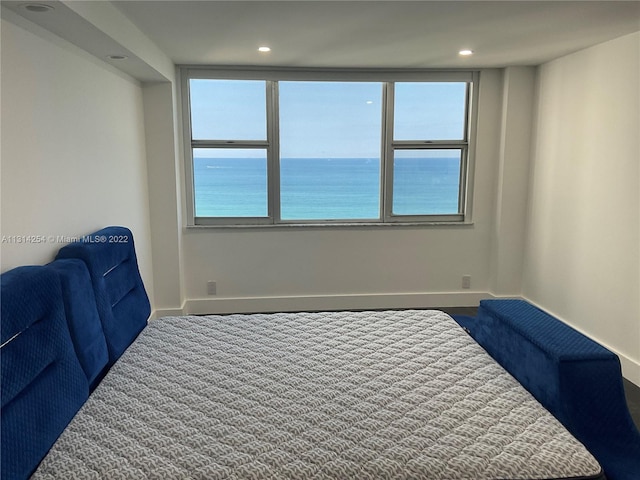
[0,13,155,306]
[490,67,536,295]
[523,32,640,383]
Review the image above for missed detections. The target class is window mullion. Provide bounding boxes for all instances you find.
[382,82,395,222]
[181,73,197,226]
[462,72,480,222]
[458,146,469,215]
[268,81,280,224]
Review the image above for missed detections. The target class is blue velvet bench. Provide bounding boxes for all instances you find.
[474,299,640,480]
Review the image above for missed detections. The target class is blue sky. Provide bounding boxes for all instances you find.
[190,79,466,159]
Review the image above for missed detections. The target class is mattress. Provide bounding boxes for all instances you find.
[33,310,603,479]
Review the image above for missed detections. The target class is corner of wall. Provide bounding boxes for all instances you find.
[142,81,185,312]
[521,33,640,386]
[488,66,537,297]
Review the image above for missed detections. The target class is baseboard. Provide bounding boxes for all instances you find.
[620,358,640,388]
[150,302,187,320]
[522,297,640,388]
[185,291,493,316]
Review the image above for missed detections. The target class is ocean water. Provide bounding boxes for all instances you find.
[194,157,461,219]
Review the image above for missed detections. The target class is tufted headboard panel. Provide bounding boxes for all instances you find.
[1,266,89,479]
[55,226,150,365]
[47,259,109,390]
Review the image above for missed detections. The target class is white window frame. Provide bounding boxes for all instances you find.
[181,67,479,227]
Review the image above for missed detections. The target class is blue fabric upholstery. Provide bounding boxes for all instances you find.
[1,266,89,480]
[450,314,476,335]
[475,299,640,480]
[55,226,150,365]
[47,259,109,390]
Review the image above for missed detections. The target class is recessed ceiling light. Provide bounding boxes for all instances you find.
[258,46,271,53]
[21,3,55,13]
[459,49,474,56]
[107,54,128,60]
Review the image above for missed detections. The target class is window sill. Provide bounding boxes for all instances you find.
[186,220,475,230]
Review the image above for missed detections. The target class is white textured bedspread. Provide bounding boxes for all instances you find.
[34,310,602,479]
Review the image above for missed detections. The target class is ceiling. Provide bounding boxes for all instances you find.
[3,1,639,76]
[112,0,640,68]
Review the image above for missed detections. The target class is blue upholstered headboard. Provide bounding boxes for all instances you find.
[1,226,151,479]
[1,266,89,479]
[47,259,109,390]
[56,226,150,365]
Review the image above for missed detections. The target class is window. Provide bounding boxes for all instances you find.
[386,82,469,221]
[183,70,477,226]
[189,79,271,220]
[279,81,383,220]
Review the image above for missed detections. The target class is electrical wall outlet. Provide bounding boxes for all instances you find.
[207,281,217,295]
[462,275,471,289]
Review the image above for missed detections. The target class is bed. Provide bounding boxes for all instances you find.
[2,226,638,479]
